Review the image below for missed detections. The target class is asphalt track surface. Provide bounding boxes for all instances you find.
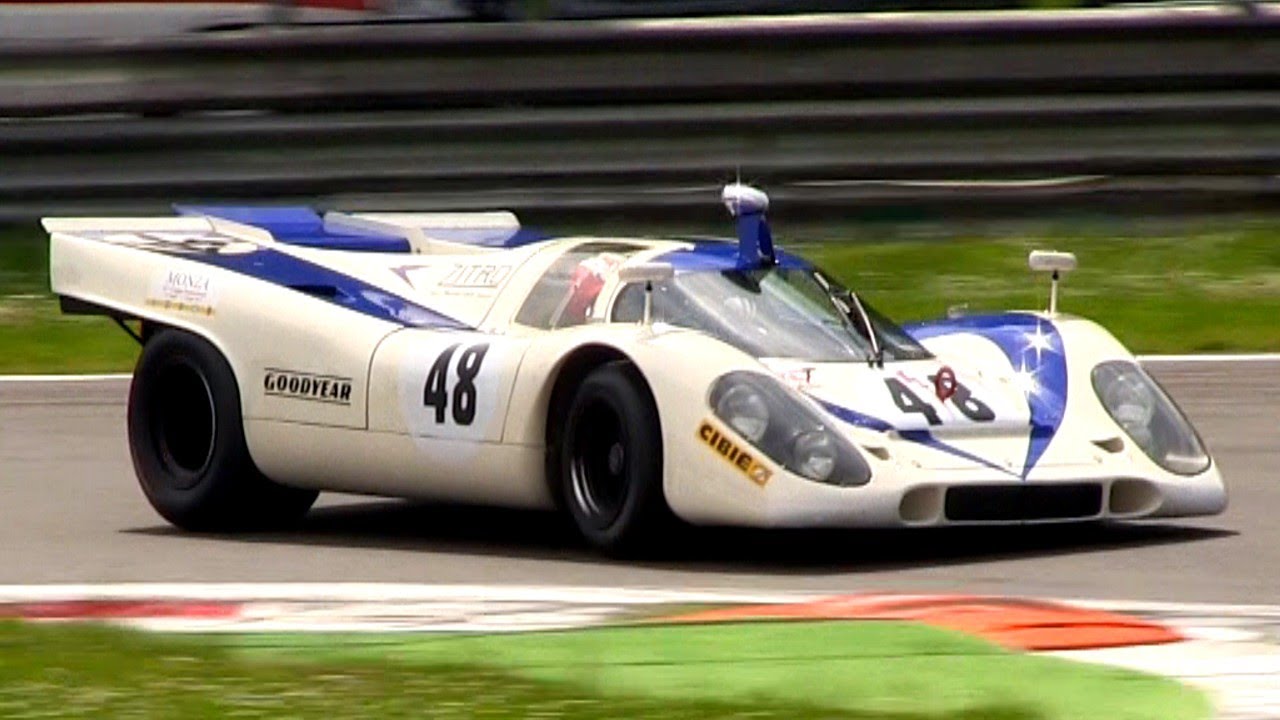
[1,360,1275,603]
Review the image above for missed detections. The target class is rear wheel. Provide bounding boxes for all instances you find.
[128,329,317,531]
[558,362,667,554]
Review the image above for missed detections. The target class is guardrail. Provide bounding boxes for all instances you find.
[1,6,1277,222]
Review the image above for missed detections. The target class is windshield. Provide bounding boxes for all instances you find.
[611,266,932,362]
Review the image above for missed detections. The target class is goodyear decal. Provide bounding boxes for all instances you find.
[264,368,353,406]
[698,420,772,487]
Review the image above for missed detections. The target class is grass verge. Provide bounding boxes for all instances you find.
[4,215,1280,373]
[0,619,1209,719]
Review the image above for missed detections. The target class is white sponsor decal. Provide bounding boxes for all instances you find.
[147,268,219,316]
[439,263,513,290]
[390,262,514,296]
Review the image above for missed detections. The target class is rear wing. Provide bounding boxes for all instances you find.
[44,207,533,256]
[324,211,527,253]
[42,215,276,322]
[42,215,274,245]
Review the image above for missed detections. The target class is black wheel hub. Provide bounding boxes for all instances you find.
[569,400,628,529]
[148,360,216,489]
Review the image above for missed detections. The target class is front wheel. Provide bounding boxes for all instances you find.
[558,362,668,554]
[128,329,317,531]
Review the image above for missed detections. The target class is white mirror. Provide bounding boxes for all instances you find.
[721,183,769,217]
[1028,250,1077,274]
[618,262,675,285]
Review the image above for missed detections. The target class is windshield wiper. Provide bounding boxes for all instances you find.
[843,290,885,369]
[815,272,884,368]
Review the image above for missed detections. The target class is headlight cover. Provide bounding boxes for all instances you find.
[709,371,871,487]
[1092,360,1210,476]
[715,383,770,443]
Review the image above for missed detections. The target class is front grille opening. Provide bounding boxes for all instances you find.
[944,483,1103,522]
[1109,479,1160,516]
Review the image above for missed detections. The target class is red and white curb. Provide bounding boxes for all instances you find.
[0,584,817,633]
[0,584,1277,719]
[1058,600,1280,720]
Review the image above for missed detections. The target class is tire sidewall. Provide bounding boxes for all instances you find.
[128,330,255,529]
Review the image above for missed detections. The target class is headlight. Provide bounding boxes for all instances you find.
[709,371,871,487]
[1098,369,1156,447]
[715,384,769,443]
[1092,360,1210,476]
[793,430,838,481]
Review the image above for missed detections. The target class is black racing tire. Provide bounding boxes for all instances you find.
[558,362,668,554]
[127,329,317,531]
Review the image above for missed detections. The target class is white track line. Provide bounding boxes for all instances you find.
[2,583,1278,616]
[1138,354,1280,364]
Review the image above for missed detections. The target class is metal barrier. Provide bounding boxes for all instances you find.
[1,6,1277,221]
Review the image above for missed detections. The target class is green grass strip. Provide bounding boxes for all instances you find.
[0,619,1209,719]
[801,224,1280,355]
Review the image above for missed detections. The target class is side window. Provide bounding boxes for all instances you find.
[609,280,706,334]
[514,242,642,329]
[611,283,645,323]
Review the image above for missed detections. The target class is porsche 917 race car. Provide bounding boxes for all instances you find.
[44,185,1226,552]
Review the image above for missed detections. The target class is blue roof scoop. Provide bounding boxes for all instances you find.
[721,183,775,268]
[173,204,411,253]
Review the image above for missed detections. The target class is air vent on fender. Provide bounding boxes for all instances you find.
[289,284,344,300]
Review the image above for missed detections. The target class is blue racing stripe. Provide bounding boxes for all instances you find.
[656,241,811,273]
[175,205,413,253]
[815,397,1018,478]
[905,313,1067,479]
[814,398,894,432]
[158,245,470,329]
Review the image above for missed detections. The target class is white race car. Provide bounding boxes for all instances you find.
[44,185,1226,553]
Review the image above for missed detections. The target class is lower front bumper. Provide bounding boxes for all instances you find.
[744,472,1227,529]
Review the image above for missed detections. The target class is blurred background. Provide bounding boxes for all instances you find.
[0,0,1275,227]
[1,0,1278,367]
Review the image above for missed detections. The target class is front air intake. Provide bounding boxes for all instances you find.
[944,484,1103,522]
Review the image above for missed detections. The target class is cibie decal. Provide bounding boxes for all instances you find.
[263,369,353,406]
[146,268,219,316]
[698,420,773,487]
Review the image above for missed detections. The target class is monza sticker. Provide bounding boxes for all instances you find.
[146,268,220,316]
[698,419,773,487]
[263,369,353,406]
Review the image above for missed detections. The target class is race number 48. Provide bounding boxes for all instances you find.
[884,376,994,425]
[423,343,489,425]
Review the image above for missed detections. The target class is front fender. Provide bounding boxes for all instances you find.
[502,325,776,523]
